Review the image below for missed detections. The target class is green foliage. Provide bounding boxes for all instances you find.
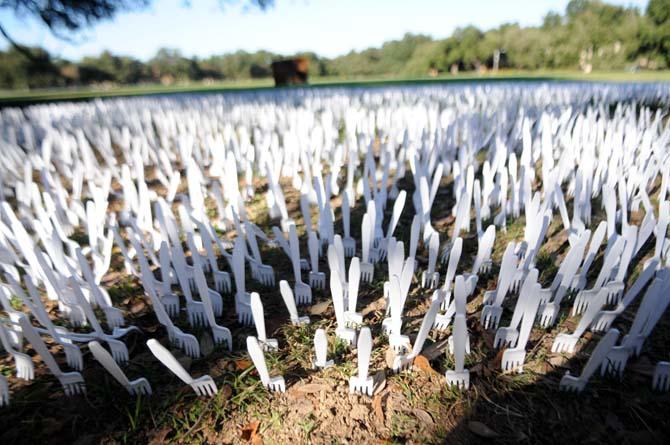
[1,0,670,90]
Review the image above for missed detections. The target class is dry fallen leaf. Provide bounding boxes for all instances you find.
[309,300,331,315]
[468,421,499,438]
[241,421,260,441]
[412,355,437,375]
[235,359,253,371]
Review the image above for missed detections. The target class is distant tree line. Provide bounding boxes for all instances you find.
[1,0,669,90]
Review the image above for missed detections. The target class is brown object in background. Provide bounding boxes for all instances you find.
[271,58,308,86]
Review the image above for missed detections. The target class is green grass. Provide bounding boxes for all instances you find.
[2,69,670,106]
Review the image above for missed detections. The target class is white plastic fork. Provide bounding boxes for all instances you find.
[501,287,542,373]
[481,242,517,330]
[193,219,232,294]
[147,339,217,397]
[571,236,625,315]
[19,315,86,396]
[494,269,540,349]
[244,221,275,286]
[88,341,152,396]
[421,232,440,289]
[384,276,410,352]
[331,264,357,344]
[14,275,83,371]
[232,237,253,326]
[308,232,325,289]
[600,276,669,378]
[312,328,333,369]
[192,253,232,351]
[538,231,590,327]
[349,327,374,396]
[186,233,224,317]
[157,241,180,317]
[0,320,34,380]
[289,224,312,305]
[139,265,200,358]
[652,362,670,392]
[344,257,363,325]
[377,190,406,261]
[559,328,619,393]
[570,222,607,292]
[247,336,285,392]
[471,225,495,275]
[279,280,310,325]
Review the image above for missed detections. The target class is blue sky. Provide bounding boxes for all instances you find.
[0,0,650,61]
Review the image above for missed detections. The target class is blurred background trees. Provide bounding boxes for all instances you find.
[1,0,669,89]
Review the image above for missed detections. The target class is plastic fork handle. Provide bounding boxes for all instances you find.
[250,293,267,341]
[279,281,299,320]
[385,191,406,239]
[443,238,463,292]
[427,233,439,274]
[288,226,303,282]
[308,232,319,272]
[361,214,371,263]
[18,315,63,378]
[246,336,271,384]
[147,339,194,384]
[314,329,328,364]
[232,239,247,294]
[579,328,620,381]
[411,300,440,357]
[453,314,467,372]
[88,341,131,388]
[357,327,372,379]
[348,257,361,312]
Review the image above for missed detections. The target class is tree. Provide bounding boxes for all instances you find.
[646,0,670,26]
[0,1,275,60]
